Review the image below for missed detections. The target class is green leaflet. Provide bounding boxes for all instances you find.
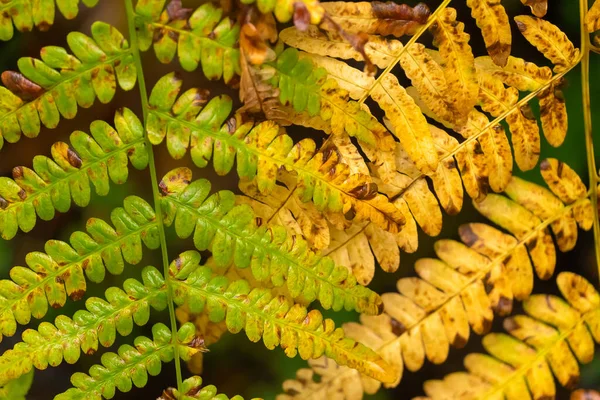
[268,48,395,151]
[0,22,136,149]
[54,323,202,400]
[158,375,245,400]
[170,250,394,382]
[0,0,99,41]
[147,73,405,233]
[159,168,383,315]
[0,196,160,340]
[134,0,240,83]
[0,108,148,240]
[0,371,33,400]
[0,267,168,385]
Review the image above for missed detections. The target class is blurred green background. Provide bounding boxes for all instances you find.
[0,0,599,398]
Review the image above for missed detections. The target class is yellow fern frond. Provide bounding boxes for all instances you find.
[416,272,600,400]
[277,158,592,399]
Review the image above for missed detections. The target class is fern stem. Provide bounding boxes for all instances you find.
[124,0,183,392]
[580,0,600,281]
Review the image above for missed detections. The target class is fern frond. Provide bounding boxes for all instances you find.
[0,108,148,240]
[0,0,98,41]
[0,196,159,339]
[54,322,203,400]
[416,272,600,400]
[0,22,135,149]
[133,0,240,82]
[320,1,431,37]
[147,73,405,234]
[158,375,246,400]
[465,0,511,67]
[159,167,383,315]
[0,266,168,384]
[278,158,591,398]
[169,250,395,382]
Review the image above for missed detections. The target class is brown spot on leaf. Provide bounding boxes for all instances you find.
[390,317,406,335]
[293,2,310,31]
[69,289,85,301]
[0,196,8,209]
[494,296,512,316]
[67,147,83,168]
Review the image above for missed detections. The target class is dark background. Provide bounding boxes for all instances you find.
[0,0,599,398]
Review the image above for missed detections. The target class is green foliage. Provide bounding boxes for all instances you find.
[0,22,135,148]
[0,0,99,40]
[0,108,148,240]
[169,250,393,382]
[54,322,202,400]
[0,196,159,339]
[133,0,240,82]
[159,168,383,315]
[0,370,32,400]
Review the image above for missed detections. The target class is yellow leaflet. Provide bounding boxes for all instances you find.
[466,0,512,67]
[538,83,568,147]
[398,43,458,125]
[429,125,464,215]
[474,55,552,92]
[372,74,438,174]
[586,0,600,32]
[429,8,479,124]
[515,15,580,73]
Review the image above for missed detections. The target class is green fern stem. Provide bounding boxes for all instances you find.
[124,0,183,392]
[580,0,600,280]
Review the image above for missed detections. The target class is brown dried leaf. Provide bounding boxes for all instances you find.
[321,1,431,37]
[521,0,548,18]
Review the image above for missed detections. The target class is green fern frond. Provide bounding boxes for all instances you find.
[0,196,159,338]
[159,167,383,315]
[133,0,240,83]
[147,73,405,234]
[169,250,394,382]
[0,22,135,148]
[0,0,99,41]
[417,272,600,399]
[158,375,247,400]
[0,267,168,384]
[54,322,203,400]
[0,108,148,240]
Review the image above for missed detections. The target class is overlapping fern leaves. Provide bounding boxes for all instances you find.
[0,0,599,398]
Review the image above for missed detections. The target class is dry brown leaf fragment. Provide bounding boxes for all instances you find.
[521,0,548,18]
[429,8,479,124]
[466,0,512,67]
[515,15,580,73]
[321,1,431,37]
